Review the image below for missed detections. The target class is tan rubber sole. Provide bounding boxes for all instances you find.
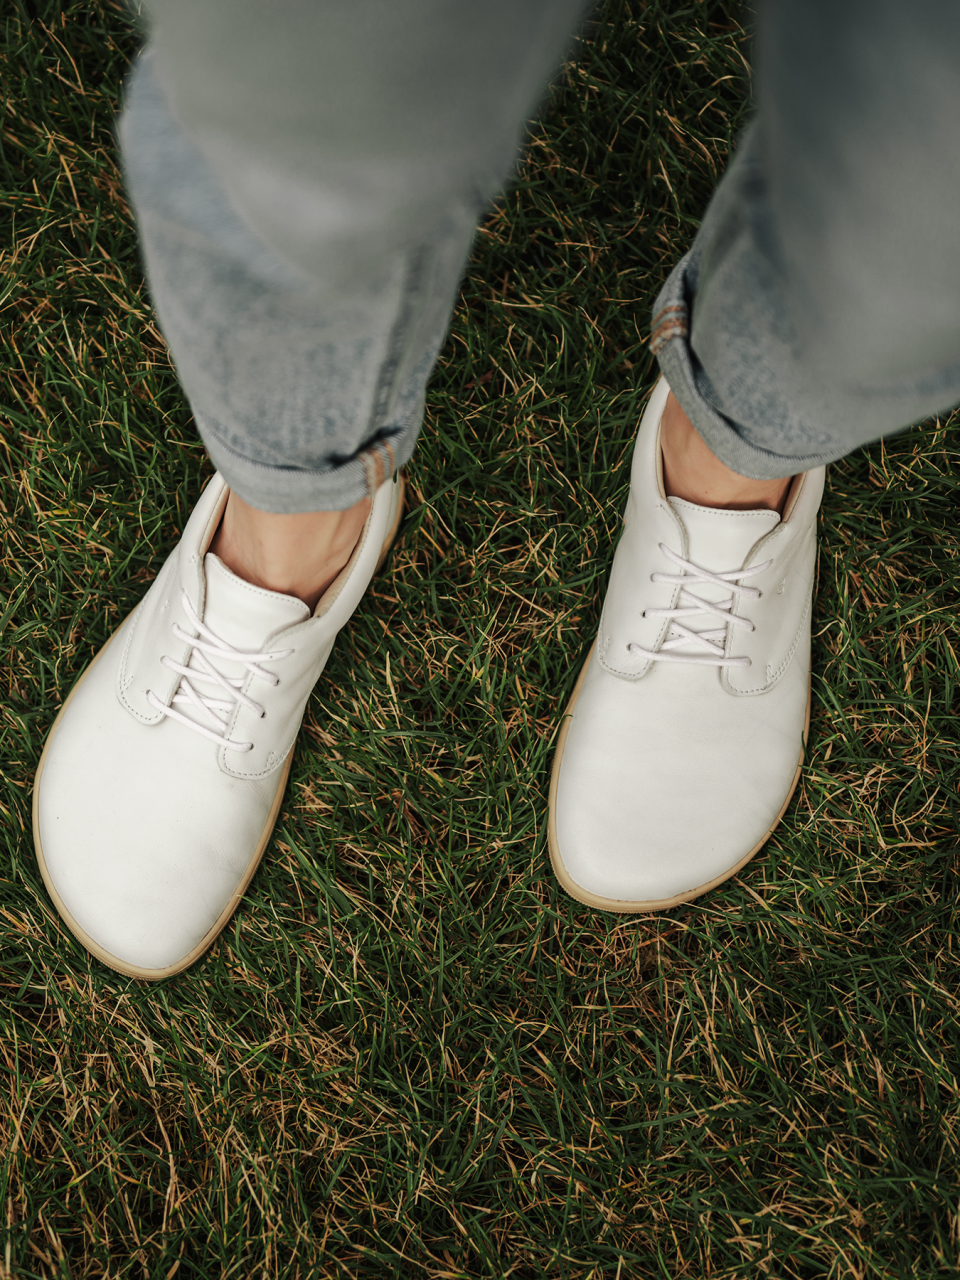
[32,475,405,981]
[547,641,811,914]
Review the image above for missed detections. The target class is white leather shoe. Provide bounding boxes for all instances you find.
[33,471,403,978]
[549,379,823,911]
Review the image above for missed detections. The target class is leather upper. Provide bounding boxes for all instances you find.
[117,477,228,724]
[36,473,401,971]
[553,379,824,904]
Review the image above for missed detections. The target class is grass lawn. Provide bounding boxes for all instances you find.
[2,0,960,1275]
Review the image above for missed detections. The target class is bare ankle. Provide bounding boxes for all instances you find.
[210,490,371,610]
[660,390,792,514]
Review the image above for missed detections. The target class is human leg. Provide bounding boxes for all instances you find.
[550,0,960,909]
[654,0,960,479]
[120,1,592,514]
[660,391,791,514]
[34,0,592,976]
[208,493,371,611]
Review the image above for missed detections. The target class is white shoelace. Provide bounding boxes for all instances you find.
[628,543,772,668]
[146,591,293,752]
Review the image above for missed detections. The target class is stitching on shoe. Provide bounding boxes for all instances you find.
[597,536,680,680]
[216,659,297,778]
[723,519,815,695]
[208,557,307,614]
[724,588,811,697]
[598,610,673,680]
[116,598,172,723]
[223,736,295,781]
[116,599,144,707]
[669,499,782,527]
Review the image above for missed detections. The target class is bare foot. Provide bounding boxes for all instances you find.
[660,390,792,514]
[210,489,371,611]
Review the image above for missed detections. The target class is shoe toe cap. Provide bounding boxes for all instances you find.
[552,663,806,906]
[35,643,282,975]
[39,787,263,973]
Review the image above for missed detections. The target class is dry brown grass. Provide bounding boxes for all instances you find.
[1,1,959,1276]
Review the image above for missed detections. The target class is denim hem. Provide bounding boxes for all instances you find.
[195,401,422,513]
[651,255,851,481]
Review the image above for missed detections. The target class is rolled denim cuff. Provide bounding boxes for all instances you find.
[651,254,846,481]
[195,399,420,513]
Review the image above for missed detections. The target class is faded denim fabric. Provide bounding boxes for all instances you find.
[122,0,960,503]
[653,0,960,479]
[120,0,591,512]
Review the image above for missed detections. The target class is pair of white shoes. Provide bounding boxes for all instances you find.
[33,380,823,977]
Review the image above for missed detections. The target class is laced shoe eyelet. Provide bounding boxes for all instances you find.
[153,591,296,749]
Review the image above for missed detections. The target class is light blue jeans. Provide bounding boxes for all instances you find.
[121,0,960,510]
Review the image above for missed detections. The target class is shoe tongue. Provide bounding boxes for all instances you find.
[202,554,309,653]
[668,497,780,572]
